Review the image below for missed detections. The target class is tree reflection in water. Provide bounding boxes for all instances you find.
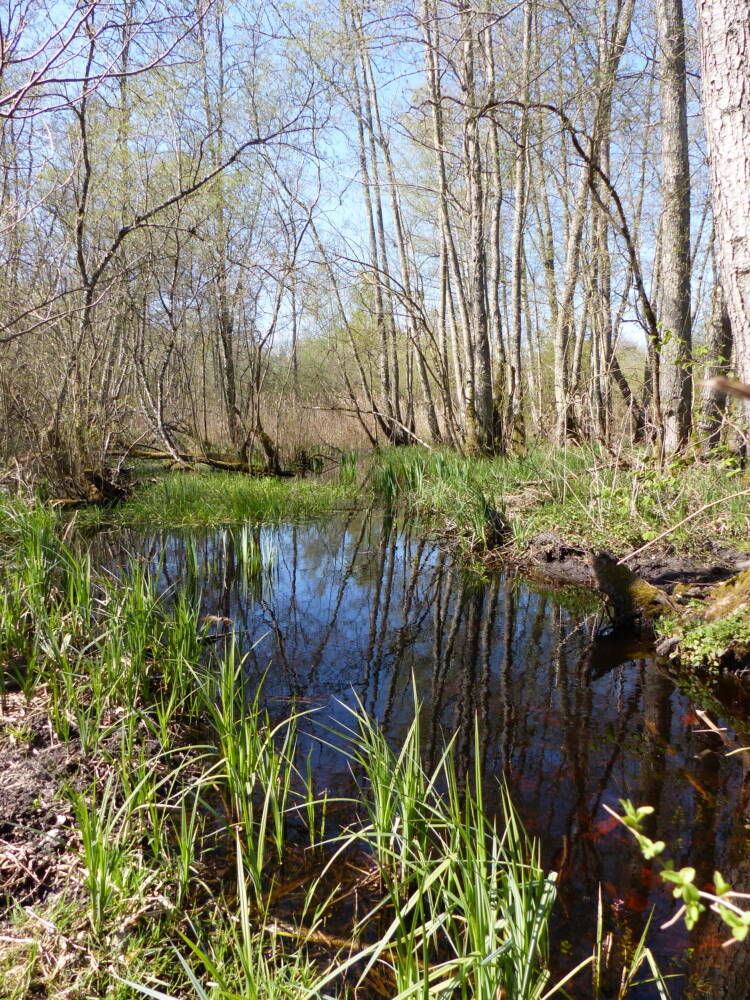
[90,510,750,999]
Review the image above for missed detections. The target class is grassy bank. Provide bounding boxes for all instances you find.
[370,446,750,556]
[0,502,667,999]
[73,446,749,563]
[78,465,362,530]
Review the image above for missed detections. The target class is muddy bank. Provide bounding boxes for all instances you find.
[0,692,168,913]
[0,693,80,911]
[514,530,745,591]
[510,531,750,668]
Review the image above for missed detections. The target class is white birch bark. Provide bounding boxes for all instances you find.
[508,0,531,445]
[419,0,470,428]
[696,0,750,420]
[459,0,494,453]
[552,0,634,445]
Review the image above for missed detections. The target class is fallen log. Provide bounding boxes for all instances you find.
[50,468,131,507]
[122,446,293,476]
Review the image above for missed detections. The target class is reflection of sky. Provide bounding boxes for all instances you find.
[97,512,750,999]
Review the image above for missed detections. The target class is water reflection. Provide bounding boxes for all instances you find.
[91,511,750,999]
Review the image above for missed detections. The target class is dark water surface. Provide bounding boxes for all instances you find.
[93,510,750,999]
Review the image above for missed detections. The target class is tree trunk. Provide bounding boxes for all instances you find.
[696,0,750,421]
[363,44,442,443]
[658,0,692,453]
[460,0,495,454]
[698,277,733,448]
[553,164,589,444]
[420,0,470,434]
[348,17,395,435]
[481,23,508,439]
[508,0,532,447]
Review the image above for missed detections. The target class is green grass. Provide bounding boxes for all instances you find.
[370,445,750,556]
[62,442,750,563]
[78,468,364,530]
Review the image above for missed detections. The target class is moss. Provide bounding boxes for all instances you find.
[588,551,675,626]
[657,570,750,668]
[703,568,750,622]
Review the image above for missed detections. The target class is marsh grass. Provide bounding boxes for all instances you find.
[80,469,363,530]
[322,703,558,1000]
[0,499,671,999]
[339,450,359,487]
[196,646,302,899]
[65,440,750,562]
[370,445,750,555]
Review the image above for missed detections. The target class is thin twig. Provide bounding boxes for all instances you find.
[305,405,433,450]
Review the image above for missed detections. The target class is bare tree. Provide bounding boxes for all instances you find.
[658,0,692,453]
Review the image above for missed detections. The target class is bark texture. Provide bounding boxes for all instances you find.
[696,0,750,419]
[658,0,692,453]
[698,278,733,448]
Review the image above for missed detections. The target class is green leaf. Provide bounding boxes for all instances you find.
[684,900,705,930]
[619,800,654,830]
[662,866,695,887]
[721,909,750,941]
[641,838,666,860]
[683,882,700,904]
[714,871,731,896]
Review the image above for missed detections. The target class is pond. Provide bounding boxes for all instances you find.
[92,509,750,999]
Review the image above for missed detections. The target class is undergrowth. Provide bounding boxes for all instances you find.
[69,445,749,562]
[369,445,750,556]
[658,606,750,668]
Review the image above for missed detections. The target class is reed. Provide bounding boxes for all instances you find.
[370,444,750,554]
[83,470,362,529]
[196,646,302,900]
[335,703,557,1000]
[339,449,359,487]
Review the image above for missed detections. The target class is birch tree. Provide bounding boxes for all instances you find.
[696,0,750,420]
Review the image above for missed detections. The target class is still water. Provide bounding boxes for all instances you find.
[95,510,750,999]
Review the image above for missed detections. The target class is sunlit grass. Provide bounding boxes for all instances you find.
[48,438,750,557]
[370,445,750,554]
[78,469,363,530]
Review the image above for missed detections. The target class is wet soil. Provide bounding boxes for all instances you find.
[0,694,82,911]
[512,532,750,672]
[0,692,169,918]
[515,531,746,594]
